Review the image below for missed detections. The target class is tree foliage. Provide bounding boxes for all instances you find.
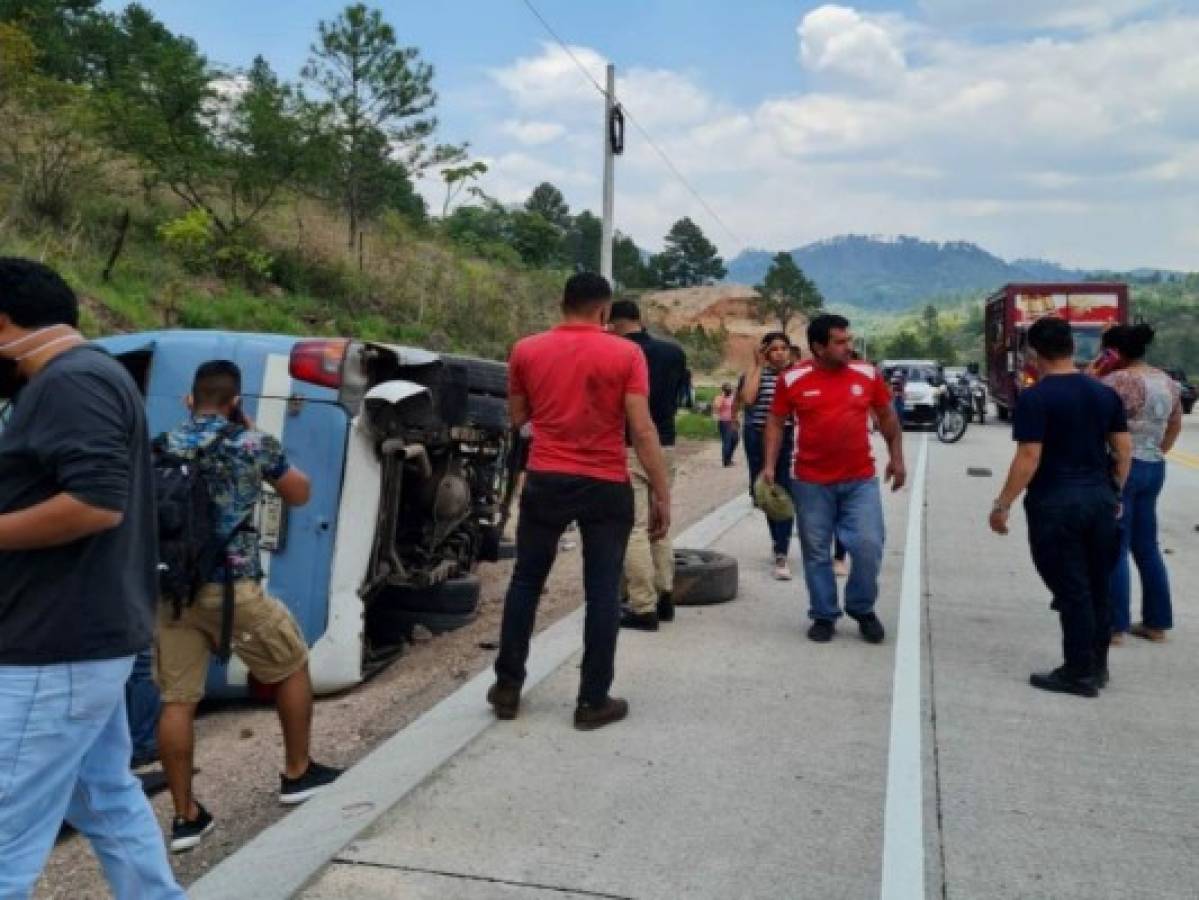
[304,3,462,244]
[524,182,570,232]
[753,252,823,332]
[651,216,725,288]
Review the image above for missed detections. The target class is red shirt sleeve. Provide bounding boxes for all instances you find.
[870,372,892,409]
[626,347,649,396]
[769,375,792,418]
[507,342,527,398]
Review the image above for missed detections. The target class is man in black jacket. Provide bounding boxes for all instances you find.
[609,299,688,630]
[0,258,183,897]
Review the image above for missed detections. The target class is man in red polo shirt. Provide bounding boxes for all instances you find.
[489,272,671,731]
[763,314,906,644]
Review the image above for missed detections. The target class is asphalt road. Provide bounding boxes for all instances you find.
[193,413,1199,900]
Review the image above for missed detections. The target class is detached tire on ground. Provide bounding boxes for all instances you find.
[672,549,738,606]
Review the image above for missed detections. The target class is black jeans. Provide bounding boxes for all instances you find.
[495,472,634,706]
[1026,485,1120,679]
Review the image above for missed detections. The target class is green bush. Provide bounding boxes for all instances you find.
[157,209,214,273]
[675,411,718,441]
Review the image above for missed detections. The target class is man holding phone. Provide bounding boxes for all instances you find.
[154,361,341,852]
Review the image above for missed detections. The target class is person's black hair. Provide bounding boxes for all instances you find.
[1107,323,1155,360]
[1027,316,1074,361]
[807,313,850,351]
[562,272,612,311]
[192,359,242,408]
[1100,325,1126,350]
[760,330,789,349]
[0,257,79,328]
[609,298,641,322]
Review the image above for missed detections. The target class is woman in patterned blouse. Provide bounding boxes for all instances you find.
[1101,325,1183,643]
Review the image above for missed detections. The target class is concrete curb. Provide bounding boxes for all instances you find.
[189,493,753,900]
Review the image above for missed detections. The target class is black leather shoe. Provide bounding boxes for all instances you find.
[621,609,659,631]
[487,680,521,719]
[849,612,885,644]
[657,592,675,623]
[574,697,629,731]
[1030,667,1099,698]
[807,619,835,642]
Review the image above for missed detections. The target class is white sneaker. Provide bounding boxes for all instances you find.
[773,556,792,580]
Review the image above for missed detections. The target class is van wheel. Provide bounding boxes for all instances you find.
[467,394,508,431]
[383,575,482,614]
[444,355,508,397]
[672,549,739,606]
[374,608,480,639]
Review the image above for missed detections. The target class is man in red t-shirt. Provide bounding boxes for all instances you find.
[763,314,906,644]
[489,273,671,731]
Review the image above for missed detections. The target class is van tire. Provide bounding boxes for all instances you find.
[379,608,480,638]
[386,575,482,615]
[467,394,508,431]
[672,549,738,606]
[444,355,508,397]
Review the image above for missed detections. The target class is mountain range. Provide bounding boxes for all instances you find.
[723,235,1171,312]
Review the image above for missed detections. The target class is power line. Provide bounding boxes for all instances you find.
[517,0,747,254]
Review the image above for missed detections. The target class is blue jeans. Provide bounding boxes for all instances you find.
[1111,459,1172,631]
[126,648,161,764]
[743,424,794,556]
[792,479,885,621]
[0,657,184,899]
[717,420,739,466]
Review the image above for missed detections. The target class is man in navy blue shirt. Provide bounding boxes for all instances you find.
[989,317,1131,698]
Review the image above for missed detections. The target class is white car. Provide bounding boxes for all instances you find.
[881,359,943,427]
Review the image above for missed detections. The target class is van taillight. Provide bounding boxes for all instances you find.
[290,339,348,389]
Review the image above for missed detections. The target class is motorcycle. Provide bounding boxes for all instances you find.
[936,383,969,444]
[970,380,987,424]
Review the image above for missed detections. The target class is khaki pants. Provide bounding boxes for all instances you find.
[624,447,676,614]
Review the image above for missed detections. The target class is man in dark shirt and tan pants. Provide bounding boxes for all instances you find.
[0,258,183,898]
[609,299,687,631]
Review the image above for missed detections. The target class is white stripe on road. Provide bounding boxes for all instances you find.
[881,433,929,900]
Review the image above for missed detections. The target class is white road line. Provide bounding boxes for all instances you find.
[881,434,929,900]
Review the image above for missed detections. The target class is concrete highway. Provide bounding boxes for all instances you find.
[193,414,1199,900]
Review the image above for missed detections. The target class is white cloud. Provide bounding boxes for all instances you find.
[500,120,567,146]
[798,5,907,84]
[919,0,1166,32]
[463,10,1199,270]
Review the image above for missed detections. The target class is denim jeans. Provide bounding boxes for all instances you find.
[0,656,184,899]
[743,424,794,556]
[791,478,885,621]
[126,648,161,765]
[717,420,739,466]
[496,472,634,706]
[1026,485,1120,678]
[1111,459,1172,631]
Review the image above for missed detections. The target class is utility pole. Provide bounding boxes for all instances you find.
[600,63,616,284]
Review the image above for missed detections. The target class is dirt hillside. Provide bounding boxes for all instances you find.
[642,285,808,373]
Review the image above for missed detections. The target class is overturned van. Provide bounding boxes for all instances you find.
[97,330,511,698]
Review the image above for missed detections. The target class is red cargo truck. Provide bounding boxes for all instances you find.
[985,282,1129,421]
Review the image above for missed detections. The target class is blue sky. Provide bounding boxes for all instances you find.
[111,1,1199,270]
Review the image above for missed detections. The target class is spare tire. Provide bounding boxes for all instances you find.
[379,608,480,637]
[672,549,738,606]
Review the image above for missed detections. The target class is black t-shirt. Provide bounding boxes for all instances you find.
[625,329,687,447]
[1012,373,1128,497]
[0,345,156,664]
